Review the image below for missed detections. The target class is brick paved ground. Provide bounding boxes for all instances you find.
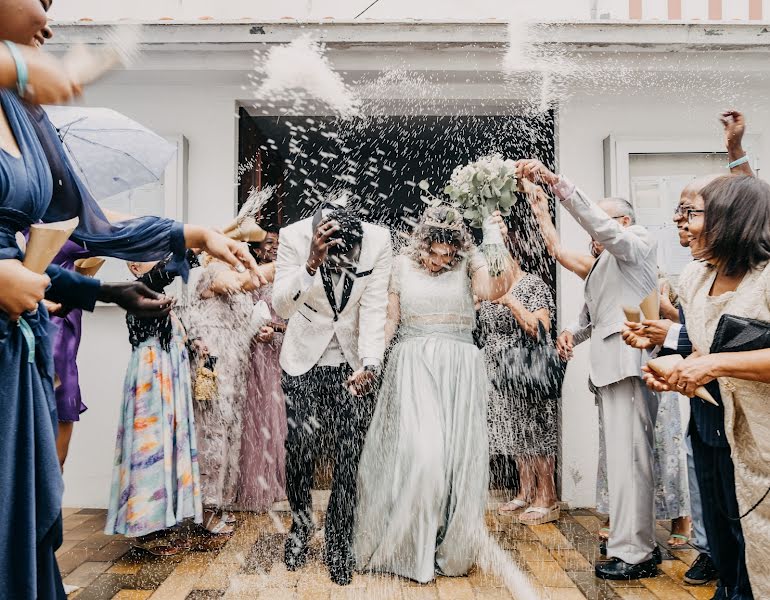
[59,494,716,600]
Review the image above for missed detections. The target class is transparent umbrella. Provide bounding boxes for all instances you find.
[44,105,177,200]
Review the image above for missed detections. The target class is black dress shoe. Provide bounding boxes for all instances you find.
[325,546,353,586]
[284,525,313,571]
[600,543,661,564]
[684,553,719,586]
[329,562,353,586]
[595,556,658,580]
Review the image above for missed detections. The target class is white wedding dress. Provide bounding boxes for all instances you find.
[353,252,490,583]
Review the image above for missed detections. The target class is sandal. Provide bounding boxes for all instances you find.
[134,537,181,556]
[668,533,690,548]
[498,498,528,516]
[221,511,237,525]
[518,504,560,526]
[201,510,235,536]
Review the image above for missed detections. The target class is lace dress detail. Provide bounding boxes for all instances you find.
[677,260,770,597]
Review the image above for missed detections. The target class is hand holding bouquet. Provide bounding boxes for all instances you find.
[442,154,518,276]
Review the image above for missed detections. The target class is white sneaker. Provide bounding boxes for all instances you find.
[63,583,80,595]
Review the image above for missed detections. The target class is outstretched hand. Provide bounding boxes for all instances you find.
[515,159,560,188]
[202,230,258,277]
[98,281,174,318]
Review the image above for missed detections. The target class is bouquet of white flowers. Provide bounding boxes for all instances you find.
[442,154,518,276]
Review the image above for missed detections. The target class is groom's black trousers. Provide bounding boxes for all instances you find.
[281,365,376,567]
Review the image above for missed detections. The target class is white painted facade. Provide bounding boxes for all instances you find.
[49,18,770,509]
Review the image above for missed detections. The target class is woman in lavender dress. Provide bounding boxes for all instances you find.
[48,240,92,469]
[236,229,287,511]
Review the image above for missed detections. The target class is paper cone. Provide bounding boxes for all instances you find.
[640,290,660,321]
[646,354,718,405]
[74,257,106,278]
[225,217,267,243]
[23,218,80,274]
[622,305,642,323]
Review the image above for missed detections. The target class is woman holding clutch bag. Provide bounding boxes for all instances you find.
[644,175,770,597]
[0,3,262,597]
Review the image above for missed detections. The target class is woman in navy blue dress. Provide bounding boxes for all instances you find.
[0,3,260,597]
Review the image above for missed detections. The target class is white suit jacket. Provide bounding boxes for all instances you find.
[273,215,393,377]
[561,185,658,388]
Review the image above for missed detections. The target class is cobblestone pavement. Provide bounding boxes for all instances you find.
[60,494,715,600]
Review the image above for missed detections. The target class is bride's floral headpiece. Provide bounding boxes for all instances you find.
[417,180,465,231]
[422,205,465,231]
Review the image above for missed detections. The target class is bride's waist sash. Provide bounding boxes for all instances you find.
[397,322,474,345]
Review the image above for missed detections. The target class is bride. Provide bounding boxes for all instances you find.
[353,205,515,583]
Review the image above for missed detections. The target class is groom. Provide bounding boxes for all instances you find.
[272,200,392,585]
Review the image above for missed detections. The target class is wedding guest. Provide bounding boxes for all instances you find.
[44,241,92,469]
[624,177,720,585]
[236,228,288,511]
[0,5,259,595]
[187,253,269,534]
[518,159,660,580]
[354,206,515,583]
[527,175,691,560]
[476,230,558,525]
[104,253,203,554]
[642,174,770,598]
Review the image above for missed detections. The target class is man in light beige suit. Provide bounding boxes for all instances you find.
[517,159,660,581]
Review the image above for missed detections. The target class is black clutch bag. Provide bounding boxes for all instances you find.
[494,321,567,399]
[710,314,770,354]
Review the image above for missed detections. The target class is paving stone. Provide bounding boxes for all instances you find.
[525,561,578,588]
[640,575,702,600]
[71,574,136,600]
[58,548,98,576]
[185,593,225,600]
[64,561,113,588]
[684,587,719,600]
[111,591,153,600]
[612,590,658,600]
[436,576,474,600]
[546,589,596,600]
[530,524,574,551]
[552,549,592,572]
[568,571,623,600]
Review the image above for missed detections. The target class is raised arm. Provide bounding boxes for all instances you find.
[0,42,80,104]
[721,110,753,177]
[471,212,516,301]
[524,180,595,280]
[516,159,654,265]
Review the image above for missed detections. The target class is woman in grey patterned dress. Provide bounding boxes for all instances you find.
[477,264,558,524]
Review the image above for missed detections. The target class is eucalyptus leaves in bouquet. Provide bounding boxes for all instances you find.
[442,154,518,276]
